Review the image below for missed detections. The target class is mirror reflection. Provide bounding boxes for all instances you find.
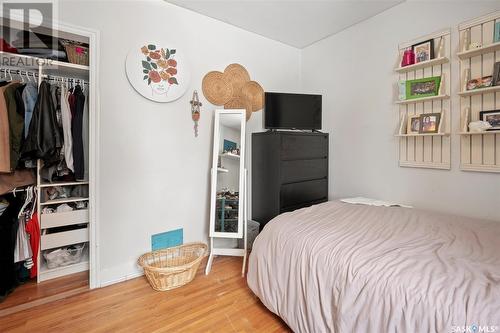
[215,114,242,233]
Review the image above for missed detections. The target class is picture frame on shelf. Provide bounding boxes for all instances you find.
[412,39,434,63]
[223,139,237,152]
[492,62,500,86]
[405,76,441,100]
[419,113,441,134]
[479,110,500,131]
[466,76,492,90]
[407,115,421,134]
[494,22,500,43]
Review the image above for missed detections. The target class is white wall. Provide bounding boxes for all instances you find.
[301,1,500,221]
[58,0,301,285]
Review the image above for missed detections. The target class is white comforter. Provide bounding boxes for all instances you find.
[247,201,500,333]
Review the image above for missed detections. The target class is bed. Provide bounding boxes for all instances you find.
[247,200,500,333]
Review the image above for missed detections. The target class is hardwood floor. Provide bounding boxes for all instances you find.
[0,271,88,317]
[0,257,290,332]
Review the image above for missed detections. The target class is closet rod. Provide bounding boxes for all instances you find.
[0,68,88,84]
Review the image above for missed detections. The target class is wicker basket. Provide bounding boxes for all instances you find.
[60,40,89,66]
[137,242,207,291]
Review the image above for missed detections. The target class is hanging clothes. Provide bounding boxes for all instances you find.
[13,216,32,263]
[71,85,85,180]
[0,194,22,299]
[22,82,38,139]
[0,83,11,172]
[22,81,63,165]
[82,88,89,180]
[60,85,74,172]
[25,212,39,278]
[4,82,25,171]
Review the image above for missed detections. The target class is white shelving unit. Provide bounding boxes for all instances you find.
[458,85,500,97]
[395,57,449,73]
[2,20,97,283]
[395,94,449,105]
[457,41,500,59]
[395,29,452,170]
[220,152,240,160]
[458,11,500,173]
[40,197,90,206]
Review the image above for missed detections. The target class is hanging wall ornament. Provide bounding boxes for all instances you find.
[190,91,202,137]
[201,63,264,121]
[126,42,190,102]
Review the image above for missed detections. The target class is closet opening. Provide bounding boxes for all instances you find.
[0,15,97,316]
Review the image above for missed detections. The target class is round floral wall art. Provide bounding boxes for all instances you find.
[126,43,190,102]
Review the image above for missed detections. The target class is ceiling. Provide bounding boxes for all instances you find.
[166,0,404,48]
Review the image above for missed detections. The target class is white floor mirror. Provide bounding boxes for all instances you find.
[205,109,248,276]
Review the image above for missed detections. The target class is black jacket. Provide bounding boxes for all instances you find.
[22,81,62,165]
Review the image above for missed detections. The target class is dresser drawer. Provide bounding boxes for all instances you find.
[281,159,327,184]
[41,209,89,229]
[41,227,89,250]
[280,178,327,209]
[280,134,328,160]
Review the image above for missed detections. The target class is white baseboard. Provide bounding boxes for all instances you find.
[99,261,144,288]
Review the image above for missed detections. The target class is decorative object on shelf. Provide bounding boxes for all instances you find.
[126,42,190,102]
[202,63,264,121]
[401,48,415,67]
[466,76,492,90]
[407,115,421,134]
[223,139,237,153]
[412,39,434,63]
[436,37,444,58]
[479,110,500,131]
[405,76,441,100]
[398,80,406,100]
[189,90,202,137]
[202,71,233,105]
[468,42,482,49]
[419,113,441,134]
[469,121,492,133]
[494,22,500,43]
[492,62,500,86]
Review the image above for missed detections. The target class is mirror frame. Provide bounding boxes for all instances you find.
[209,109,246,238]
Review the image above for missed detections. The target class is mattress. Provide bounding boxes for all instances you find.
[247,200,500,333]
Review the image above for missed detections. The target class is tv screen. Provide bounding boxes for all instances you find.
[264,92,322,130]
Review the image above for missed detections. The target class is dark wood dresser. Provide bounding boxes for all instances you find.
[252,131,329,229]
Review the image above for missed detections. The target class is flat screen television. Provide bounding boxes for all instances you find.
[264,92,322,130]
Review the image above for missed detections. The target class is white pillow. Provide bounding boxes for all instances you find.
[340,197,412,208]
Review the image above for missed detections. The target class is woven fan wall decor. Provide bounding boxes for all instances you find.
[201,63,263,121]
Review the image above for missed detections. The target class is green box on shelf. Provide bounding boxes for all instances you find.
[405,76,441,100]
